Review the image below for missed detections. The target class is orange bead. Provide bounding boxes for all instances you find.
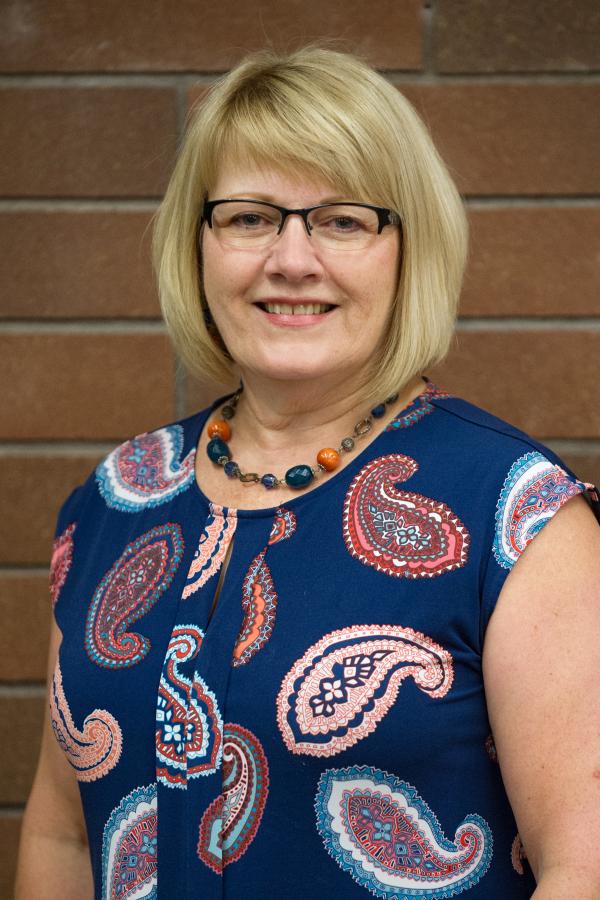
[208,419,232,441]
[317,447,341,472]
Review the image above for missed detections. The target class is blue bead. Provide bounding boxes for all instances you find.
[261,474,277,489]
[285,465,314,488]
[371,403,386,418]
[207,438,231,462]
[224,461,240,478]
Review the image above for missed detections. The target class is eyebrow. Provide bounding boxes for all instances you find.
[223,192,349,205]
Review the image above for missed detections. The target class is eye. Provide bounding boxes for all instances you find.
[230,212,270,229]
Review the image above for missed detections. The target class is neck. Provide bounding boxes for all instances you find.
[222,370,425,469]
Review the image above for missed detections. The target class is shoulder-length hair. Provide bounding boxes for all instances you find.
[152,46,468,404]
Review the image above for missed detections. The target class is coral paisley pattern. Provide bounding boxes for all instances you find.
[316,767,492,898]
[86,524,184,668]
[344,455,469,578]
[96,425,196,512]
[156,626,223,788]
[386,382,450,431]
[278,624,453,756]
[232,507,296,667]
[102,784,157,899]
[197,723,269,873]
[268,507,297,544]
[50,658,122,781]
[50,521,76,607]
[493,451,586,569]
[182,505,236,599]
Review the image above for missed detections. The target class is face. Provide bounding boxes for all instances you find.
[201,162,401,391]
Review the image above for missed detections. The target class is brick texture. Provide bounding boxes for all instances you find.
[0,576,52,681]
[0,816,22,900]
[0,333,176,440]
[0,456,102,566]
[434,0,600,73]
[402,84,600,195]
[0,0,422,73]
[463,207,600,317]
[0,88,178,197]
[0,211,159,319]
[431,331,600,439]
[0,696,45,804]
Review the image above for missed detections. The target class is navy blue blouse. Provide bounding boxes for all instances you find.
[49,380,600,899]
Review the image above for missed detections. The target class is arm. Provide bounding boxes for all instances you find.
[14,619,93,900]
[483,494,600,897]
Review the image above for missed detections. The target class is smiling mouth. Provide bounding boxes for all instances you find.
[256,302,335,315]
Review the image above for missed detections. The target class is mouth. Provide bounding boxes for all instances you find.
[254,302,336,316]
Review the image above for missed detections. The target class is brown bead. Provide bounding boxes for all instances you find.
[317,447,341,472]
[208,419,231,441]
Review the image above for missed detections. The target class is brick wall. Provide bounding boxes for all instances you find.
[1,1,599,893]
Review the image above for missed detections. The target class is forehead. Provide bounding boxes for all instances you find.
[210,158,348,205]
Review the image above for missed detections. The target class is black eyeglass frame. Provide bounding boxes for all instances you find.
[201,198,402,237]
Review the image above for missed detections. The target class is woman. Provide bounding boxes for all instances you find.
[16,47,600,899]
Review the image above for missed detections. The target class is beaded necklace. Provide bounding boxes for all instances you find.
[206,386,400,490]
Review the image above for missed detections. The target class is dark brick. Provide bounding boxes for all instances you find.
[434,0,600,73]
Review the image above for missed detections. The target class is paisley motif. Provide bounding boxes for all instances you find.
[511,833,527,875]
[343,454,469,578]
[316,767,492,898]
[232,507,296,667]
[50,658,122,781]
[85,523,184,668]
[197,723,269,873]
[493,451,586,569]
[182,504,237,599]
[50,521,76,607]
[102,784,157,899]
[268,507,297,544]
[156,625,223,788]
[386,381,450,431]
[277,624,453,756]
[96,424,196,512]
[232,551,276,667]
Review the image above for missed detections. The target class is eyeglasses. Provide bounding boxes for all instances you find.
[201,199,401,251]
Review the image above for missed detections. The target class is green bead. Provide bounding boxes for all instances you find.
[285,464,314,489]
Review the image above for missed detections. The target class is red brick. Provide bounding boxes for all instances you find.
[434,0,600,73]
[462,207,600,317]
[431,331,600,439]
[0,0,422,73]
[0,211,160,319]
[0,696,45,804]
[0,575,52,681]
[0,456,102,566]
[0,815,22,899]
[401,84,600,196]
[0,333,176,440]
[0,88,177,197]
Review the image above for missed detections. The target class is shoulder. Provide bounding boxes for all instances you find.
[57,400,217,524]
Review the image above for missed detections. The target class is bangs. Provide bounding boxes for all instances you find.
[199,70,392,206]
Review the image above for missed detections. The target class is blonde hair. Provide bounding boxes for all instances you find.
[153,46,468,403]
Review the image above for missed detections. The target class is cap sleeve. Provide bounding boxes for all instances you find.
[49,483,85,615]
[481,449,600,632]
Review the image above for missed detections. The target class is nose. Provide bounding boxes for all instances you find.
[263,214,324,281]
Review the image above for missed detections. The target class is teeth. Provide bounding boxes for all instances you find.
[264,303,332,315]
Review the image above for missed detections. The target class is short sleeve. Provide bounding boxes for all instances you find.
[49,483,85,613]
[481,449,600,632]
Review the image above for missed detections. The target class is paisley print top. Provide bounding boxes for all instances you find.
[49,379,600,900]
